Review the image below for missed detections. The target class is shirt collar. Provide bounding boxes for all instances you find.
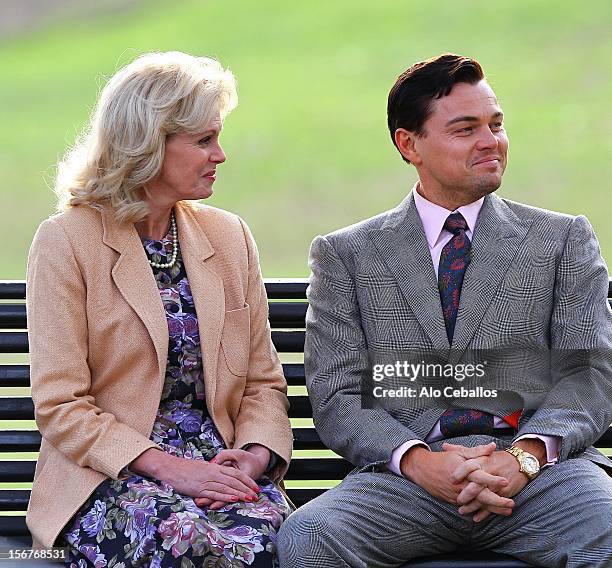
[412,183,484,248]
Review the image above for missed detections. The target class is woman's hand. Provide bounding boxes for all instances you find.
[195,445,271,509]
[213,445,271,480]
[130,448,260,510]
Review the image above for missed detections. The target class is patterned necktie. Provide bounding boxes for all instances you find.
[438,213,489,437]
[438,212,471,344]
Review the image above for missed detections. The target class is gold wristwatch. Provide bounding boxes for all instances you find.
[504,446,541,480]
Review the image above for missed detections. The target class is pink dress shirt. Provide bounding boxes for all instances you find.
[387,186,560,476]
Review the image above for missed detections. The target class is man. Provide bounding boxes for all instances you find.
[277,54,612,567]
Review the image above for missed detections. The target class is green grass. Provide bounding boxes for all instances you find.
[1,0,611,279]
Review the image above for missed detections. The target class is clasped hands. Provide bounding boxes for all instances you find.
[131,444,270,511]
[401,442,531,523]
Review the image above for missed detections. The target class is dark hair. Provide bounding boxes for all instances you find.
[387,53,484,160]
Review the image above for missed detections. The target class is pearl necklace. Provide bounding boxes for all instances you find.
[148,212,178,269]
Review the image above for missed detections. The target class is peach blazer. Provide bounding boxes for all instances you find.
[25,201,292,548]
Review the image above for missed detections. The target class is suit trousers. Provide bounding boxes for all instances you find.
[277,435,612,568]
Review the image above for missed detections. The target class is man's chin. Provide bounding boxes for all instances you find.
[473,175,502,196]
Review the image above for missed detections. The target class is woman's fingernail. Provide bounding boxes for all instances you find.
[231,496,239,501]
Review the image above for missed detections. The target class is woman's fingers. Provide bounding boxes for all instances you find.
[195,497,230,509]
[202,480,255,501]
[219,464,260,493]
[197,489,242,503]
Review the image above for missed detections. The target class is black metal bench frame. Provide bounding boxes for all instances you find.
[1,279,610,568]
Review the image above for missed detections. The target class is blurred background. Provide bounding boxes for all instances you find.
[2,0,611,279]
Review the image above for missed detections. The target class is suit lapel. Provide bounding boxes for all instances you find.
[174,204,225,415]
[450,194,532,359]
[102,209,169,377]
[369,193,450,349]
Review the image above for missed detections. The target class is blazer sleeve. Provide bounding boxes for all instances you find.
[515,215,612,461]
[232,218,292,480]
[27,218,159,479]
[305,234,425,469]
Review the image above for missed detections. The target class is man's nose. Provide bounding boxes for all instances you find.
[475,126,498,150]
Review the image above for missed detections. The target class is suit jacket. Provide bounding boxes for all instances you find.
[305,191,612,473]
[26,201,292,548]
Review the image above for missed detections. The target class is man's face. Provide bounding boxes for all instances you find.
[408,80,508,205]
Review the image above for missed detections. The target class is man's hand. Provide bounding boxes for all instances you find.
[400,442,511,507]
[451,449,526,521]
[447,439,546,522]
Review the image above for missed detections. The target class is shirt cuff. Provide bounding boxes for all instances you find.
[387,440,430,477]
[514,434,560,466]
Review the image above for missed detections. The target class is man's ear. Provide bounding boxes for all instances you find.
[394,128,422,165]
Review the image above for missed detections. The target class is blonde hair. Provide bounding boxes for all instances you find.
[55,51,238,222]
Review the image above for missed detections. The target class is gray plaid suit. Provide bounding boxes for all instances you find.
[277,191,612,567]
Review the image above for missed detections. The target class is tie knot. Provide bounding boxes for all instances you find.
[444,212,468,235]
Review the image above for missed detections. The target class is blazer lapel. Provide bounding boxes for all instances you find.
[369,192,450,349]
[450,194,532,359]
[102,209,169,377]
[174,204,225,415]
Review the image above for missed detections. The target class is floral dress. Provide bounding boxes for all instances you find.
[62,230,291,568]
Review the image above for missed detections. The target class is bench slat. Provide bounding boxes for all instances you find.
[0,490,29,511]
[3,302,308,330]
[0,431,41,451]
[0,282,26,300]
[0,516,28,537]
[0,331,306,355]
[0,364,307,388]
[0,462,35,482]
[293,428,327,450]
[0,305,25,329]
[0,399,34,420]
[286,458,353,480]
[0,397,316,421]
[0,365,29,387]
[268,303,307,328]
[288,396,312,418]
[264,280,308,300]
[0,332,28,353]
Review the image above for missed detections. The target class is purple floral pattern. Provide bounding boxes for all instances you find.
[63,231,290,567]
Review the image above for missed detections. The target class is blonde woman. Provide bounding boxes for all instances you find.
[26,51,292,567]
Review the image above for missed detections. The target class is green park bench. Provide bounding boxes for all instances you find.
[0,278,610,567]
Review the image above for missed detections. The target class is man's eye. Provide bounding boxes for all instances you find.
[457,127,473,133]
[491,122,504,131]
[199,136,212,145]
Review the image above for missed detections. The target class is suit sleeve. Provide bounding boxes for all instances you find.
[515,215,612,461]
[305,234,425,468]
[232,218,292,481]
[27,219,159,479]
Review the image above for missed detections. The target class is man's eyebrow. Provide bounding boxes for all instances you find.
[445,111,504,128]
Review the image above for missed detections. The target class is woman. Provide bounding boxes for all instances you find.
[26,51,293,567]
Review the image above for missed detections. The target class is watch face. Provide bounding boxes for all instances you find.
[523,456,539,474]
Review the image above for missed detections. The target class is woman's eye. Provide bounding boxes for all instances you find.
[198,136,212,145]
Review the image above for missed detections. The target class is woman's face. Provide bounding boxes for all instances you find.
[143,114,226,208]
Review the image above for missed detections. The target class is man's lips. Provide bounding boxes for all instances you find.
[472,157,501,166]
[202,170,216,178]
